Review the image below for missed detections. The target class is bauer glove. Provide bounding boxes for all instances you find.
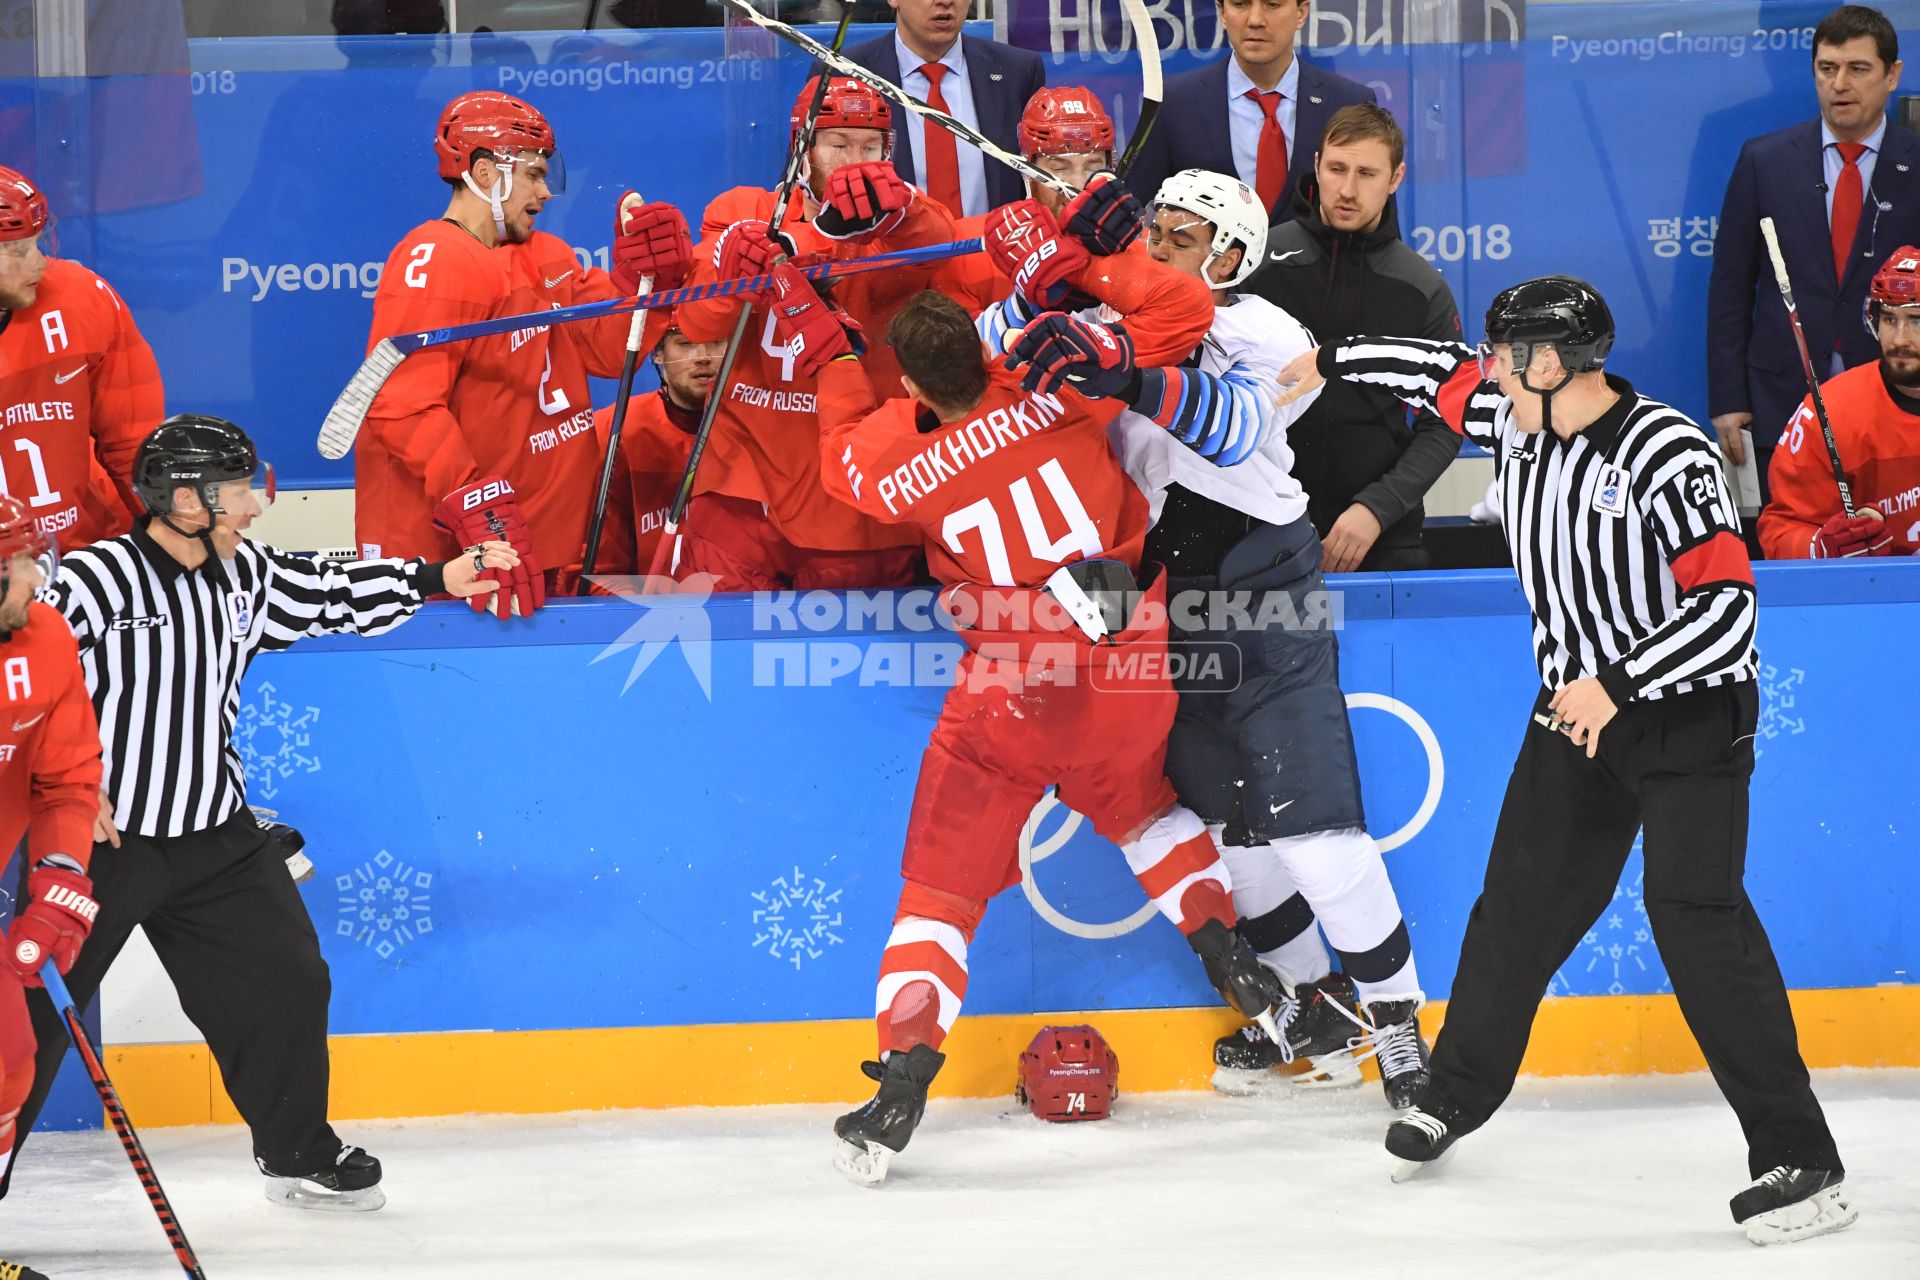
[1811,508,1892,558]
[766,262,865,379]
[713,219,797,281]
[1006,312,1137,398]
[983,200,1090,309]
[433,477,545,619]
[612,194,692,294]
[1059,173,1144,256]
[814,163,913,242]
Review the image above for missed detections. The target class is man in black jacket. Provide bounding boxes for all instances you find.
[1246,104,1461,571]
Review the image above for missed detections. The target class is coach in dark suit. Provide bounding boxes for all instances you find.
[1708,4,1917,487]
[1123,0,1374,222]
[843,0,1044,217]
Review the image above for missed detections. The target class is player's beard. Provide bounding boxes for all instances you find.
[0,590,29,632]
[0,278,36,310]
[1882,348,1920,392]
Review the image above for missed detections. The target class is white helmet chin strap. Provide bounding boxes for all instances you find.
[461,164,516,241]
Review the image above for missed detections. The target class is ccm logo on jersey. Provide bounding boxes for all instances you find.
[110,615,170,631]
[461,479,517,510]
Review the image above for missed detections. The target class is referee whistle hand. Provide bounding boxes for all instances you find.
[1275,348,1324,409]
[443,540,520,602]
[1548,678,1618,759]
[93,790,120,849]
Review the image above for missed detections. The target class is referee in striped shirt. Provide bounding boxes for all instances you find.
[2,415,516,1212]
[1278,277,1852,1245]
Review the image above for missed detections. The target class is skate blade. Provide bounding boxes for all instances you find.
[1388,1140,1457,1185]
[1286,1055,1365,1091]
[264,1178,386,1212]
[1743,1185,1859,1245]
[833,1138,892,1187]
[1211,1065,1296,1097]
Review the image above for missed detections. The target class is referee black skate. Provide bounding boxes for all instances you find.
[1278,278,1854,1246]
[0,415,521,1212]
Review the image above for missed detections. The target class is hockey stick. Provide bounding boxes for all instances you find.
[639,9,853,585]
[578,195,655,590]
[314,237,979,461]
[40,963,206,1279]
[1759,217,1855,517]
[719,0,1073,197]
[1115,0,1164,177]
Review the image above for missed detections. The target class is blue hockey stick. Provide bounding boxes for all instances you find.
[315,236,985,461]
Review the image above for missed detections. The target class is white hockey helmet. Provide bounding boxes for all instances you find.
[1150,169,1268,289]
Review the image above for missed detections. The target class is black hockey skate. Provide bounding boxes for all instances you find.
[833,1044,946,1187]
[257,1142,385,1212]
[1385,1097,1464,1183]
[1360,999,1431,1110]
[0,1258,50,1280]
[1729,1167,1858,1245]
[1210,987,1301,1096]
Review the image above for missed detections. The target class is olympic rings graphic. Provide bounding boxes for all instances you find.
[1017,693,1445,938]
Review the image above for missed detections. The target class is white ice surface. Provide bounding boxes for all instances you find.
[4,1069,1916,1279]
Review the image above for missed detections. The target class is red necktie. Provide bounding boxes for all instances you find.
[1831,141,1868,284]
[1246,88,1289,213]
[919,64,964,216]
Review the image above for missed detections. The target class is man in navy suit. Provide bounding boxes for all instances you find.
[1708,4,1917,494]
[1123,0,1375,223]
[843,0,1045,217]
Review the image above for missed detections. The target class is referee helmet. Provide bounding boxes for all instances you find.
[1483,276,1615,375]
[134,414,273,519]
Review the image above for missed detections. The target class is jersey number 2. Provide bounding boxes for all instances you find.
[941,459,1102,588]
[404,243,435,289]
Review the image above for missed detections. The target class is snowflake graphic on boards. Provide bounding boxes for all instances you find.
[750,867,844,970]
[1756,664,1807,759]
[336,850,434,960]
[234,681,322,800]
[1548,835,1670,998]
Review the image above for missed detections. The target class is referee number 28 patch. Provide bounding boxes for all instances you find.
[1592,464,1629,517]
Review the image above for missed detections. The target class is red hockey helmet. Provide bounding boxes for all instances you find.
[434,91,564,191]
[791,76,893,159]
[0,494,56,631]
[1019,87,1114,158]
[1015,1025,1119,1122]
[1870,245,1920,316]
[0,166,48,243]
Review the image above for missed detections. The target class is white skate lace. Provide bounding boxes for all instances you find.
[1242,990,1301,1064]
[1322,997,1424,1077]
[1398,1107,1449,1142]
[1752,1166,1793,1189]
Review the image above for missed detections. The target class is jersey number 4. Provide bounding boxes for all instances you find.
[941,459,1102,588]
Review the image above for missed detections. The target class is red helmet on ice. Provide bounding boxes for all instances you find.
[1015,1025,1119,1122]
[0,165,50,244]
[434,91,561,185]
[791,76,893,159]
[1019,87,1114,158]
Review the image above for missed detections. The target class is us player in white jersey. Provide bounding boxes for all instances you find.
[997,170,1429,1107]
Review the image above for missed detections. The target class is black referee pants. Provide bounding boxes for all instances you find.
[1,807,338,1195]
[1429,681,1841,1178]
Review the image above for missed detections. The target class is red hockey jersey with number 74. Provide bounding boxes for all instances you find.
[817,361,1148,588]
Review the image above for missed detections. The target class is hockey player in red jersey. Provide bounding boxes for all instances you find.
[0,497,101,1280]
[0,165,163,550]
[1759,246,1920,558]
[670,76,960,592]
[586,314,723,577]
[357,91,693,613]
[770,272,1281,1183]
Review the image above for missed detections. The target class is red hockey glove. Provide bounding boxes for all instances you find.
[612,194,692,294]
[713,219,797,281]
[6,859,97,985]
[984,200,1090,308]
[766,261,865,379]
[1811,507,1892,558]
[1059,172,1144,256]
[814,162,913,242]
[1006,312,1137,398]
[433,477,546,619]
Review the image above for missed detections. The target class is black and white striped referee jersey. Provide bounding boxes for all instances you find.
[53,521,446,838]
[1318,337,1758,702]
